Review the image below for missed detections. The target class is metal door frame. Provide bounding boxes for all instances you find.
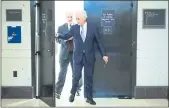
[131,1,137,98]
[30,0,36,98]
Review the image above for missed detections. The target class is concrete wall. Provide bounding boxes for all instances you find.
[137,1,168,86]
[1,1,31,86]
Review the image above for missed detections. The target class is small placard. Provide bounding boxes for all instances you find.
[143,9,166,28]
[101,9,115,27]
[103,27,112,35]
[7,26,21,43]
[6,9,22,21]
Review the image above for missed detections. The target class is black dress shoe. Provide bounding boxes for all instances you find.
[55,93,60,99]
[86,99,96,105]
[69,94,75,102]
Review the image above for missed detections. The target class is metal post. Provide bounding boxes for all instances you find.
[34,0,40,98]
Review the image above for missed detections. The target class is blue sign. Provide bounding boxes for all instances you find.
[101,9,115,27]
[7,26,21,43]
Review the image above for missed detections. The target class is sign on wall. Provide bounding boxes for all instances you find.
[101,9,115,27]
[7,26,21,43]
[143,9,166,28]
[6,9,22,21]
[103,26,113,35]
[101,9,115,34]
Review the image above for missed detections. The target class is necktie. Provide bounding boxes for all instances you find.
[69,24,73,52]
[81,26,85,42]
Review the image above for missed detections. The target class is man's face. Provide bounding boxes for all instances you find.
[66,12,73,24]
[76,12,85,25]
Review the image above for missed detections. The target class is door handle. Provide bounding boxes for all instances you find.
[132,41,136,46]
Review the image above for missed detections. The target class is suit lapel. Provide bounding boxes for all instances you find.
[85,22,90,43]
[63,23,69,46]
[64,23,68,31]
[78,22,90,43]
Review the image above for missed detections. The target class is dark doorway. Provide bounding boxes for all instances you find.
[34,1,137,107]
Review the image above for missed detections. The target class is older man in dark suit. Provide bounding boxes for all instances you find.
[56,10,109,105]
[55,11,83,99]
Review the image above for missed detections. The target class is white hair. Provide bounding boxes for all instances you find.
[83,10,88,19]
[76,10,88,19]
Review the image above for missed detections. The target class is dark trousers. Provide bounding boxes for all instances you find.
[71,54,94,100]
[56,52,83,95]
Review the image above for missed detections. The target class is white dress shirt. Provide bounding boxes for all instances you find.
[68,23,72,30]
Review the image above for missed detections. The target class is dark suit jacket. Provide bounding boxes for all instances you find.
[57,23,72,61]
[57,21,106,65]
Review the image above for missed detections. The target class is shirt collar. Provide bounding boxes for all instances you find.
[80,22,87,28]
[83,22,87,27]
[67,23,73,26]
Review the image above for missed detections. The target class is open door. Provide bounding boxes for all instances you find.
[38,1,55,107]
[84,1,136,98]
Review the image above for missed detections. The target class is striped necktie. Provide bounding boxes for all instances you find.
[81,26,85,42]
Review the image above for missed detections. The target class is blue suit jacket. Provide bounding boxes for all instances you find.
[57,21,106,65]
[56,23,71,61]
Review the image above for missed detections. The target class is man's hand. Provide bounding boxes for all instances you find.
[68,37,73,40]
[55,33,61,38]
[64,37,73,42]
[103,56,108,64]
[55,33,59,41]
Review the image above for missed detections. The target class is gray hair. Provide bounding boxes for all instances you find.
[76,10,88,19]
[83,10,88,19]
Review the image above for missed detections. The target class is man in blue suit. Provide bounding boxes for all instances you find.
[55,12,82,99]
[56,10,108,105]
